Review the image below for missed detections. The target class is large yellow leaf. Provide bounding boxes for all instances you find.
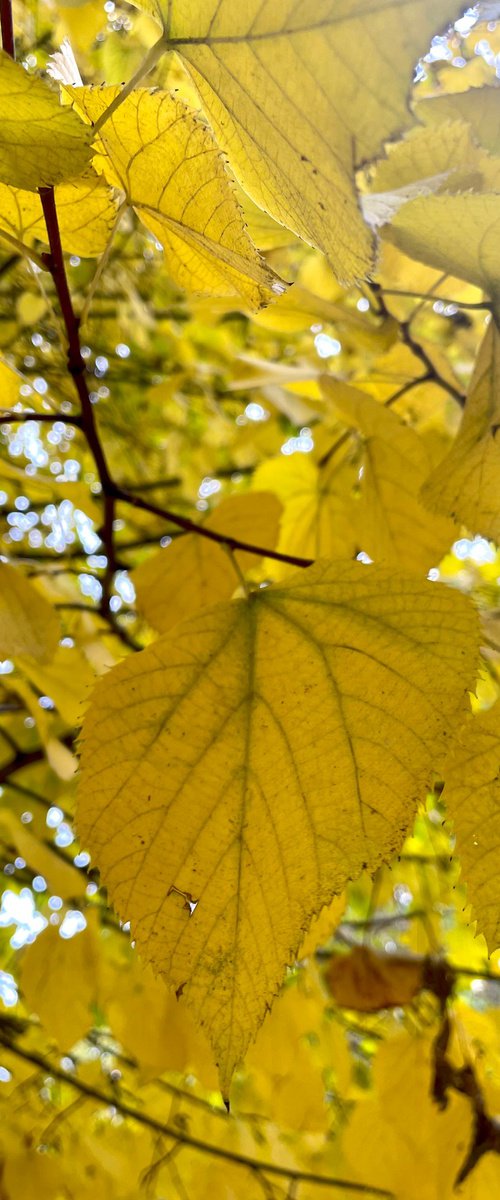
[144,0,465,284]
[0,51,92,191]
[322,379,456,572]
[0,563,60,662]
[78,560,478,1089]
[133,491,281,633]
[253,452,358,576]
[0,358,22,410]
[443,705,500,952]
[70,86,283,307]
[421,321,500,543]
[0,174,118,258]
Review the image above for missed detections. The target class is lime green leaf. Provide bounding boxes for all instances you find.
[0,563,60,662]
[422,320,500,543]
[133,492,281,633]
[0,51,92,191]
[70,86,284,307]
[78,560,478,1089]
[443,704,500,952]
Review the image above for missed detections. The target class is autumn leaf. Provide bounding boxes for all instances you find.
[133,491,281,633]
[0,562,60,661]
[253,452,358,573]
[422,320,500,543]
[0,174,118,258]
[321,377,456,572]
[69,86,285,306]
[442,704,500,952]
[78,560,478,1089]
[323,945,425,1012]
[0,50,92,190]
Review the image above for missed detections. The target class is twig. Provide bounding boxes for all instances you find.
[0,1031,392,1196]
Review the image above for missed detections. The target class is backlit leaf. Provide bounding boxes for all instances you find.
[0,51,92,191]
[422,320,500,543]
[324,945,425,1011]
[154,0,464,283]
[0,563,59,662]
[70,86,284,307]
[0,174,118,258]
[253,452,358,575]
[443,704,500,952]
[133,492,281,632]
[322,378,456,572]
[78,560,478,1089]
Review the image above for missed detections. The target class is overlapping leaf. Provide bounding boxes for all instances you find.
[78,560,478,1089]
[443,704,500,951]
[422,320,500,543]
[0,563,59,661]
[147,0,465,284]
[0,174,118,257]
[321,378,456,572]
[70,86,284,306]
[253,452,358,575]
[0,51,92,191]
[133,492,281,633]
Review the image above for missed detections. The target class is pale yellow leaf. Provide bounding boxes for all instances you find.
[419,84,500,156]
[0,563,60,662]
[70,86,284,307]
[0,51,92,191]
[384,193,500,307]
[322,378,456,572]
[133,491,281,633]
[0,174,118,258]
[155,0,464,283]
[0,810,83,902]
[0,358,22,410]
[443,704,500,952]
[422,321,500,543]
[253,452,358,576]
[19,644,96,727]
[20,918,100,1050]
[78,560,478,1089]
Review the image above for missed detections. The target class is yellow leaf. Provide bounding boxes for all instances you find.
[422,321,500,543]
[322,378,456,572]
[443,704,500,952]
[20,917,100,1050]
[19,644,96,727]
[253,453,358,576]
[0,51,92,191]
[0,563,60,662]
[0,358,22,410]
[78,560,478,1090]
[0,810,83,902]
[70,86,284,308]
[0,174,118,258]
[323,945,425,1011]
[340,1030,473,1199]
[419,84,500,156]
[157,0,463,283]
[384,193,500,307]
[101,947,217,1084]
[133,492,282,633]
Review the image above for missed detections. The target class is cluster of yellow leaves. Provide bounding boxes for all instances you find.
[3,0,500,1194]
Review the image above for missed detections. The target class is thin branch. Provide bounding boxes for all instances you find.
[38,186,117,613]
[0,1031,392,1196]
[112,485,313,567]
[0,411,81,426]
[0,0,14,55]
[381,289,490,312]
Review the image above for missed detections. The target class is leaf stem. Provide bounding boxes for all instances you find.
[91,37,168,134]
